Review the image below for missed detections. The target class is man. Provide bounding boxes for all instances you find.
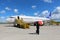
[36,21,40,35]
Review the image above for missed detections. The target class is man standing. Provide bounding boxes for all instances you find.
[36,21,40,35]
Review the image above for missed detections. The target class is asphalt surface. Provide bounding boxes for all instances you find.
[0,24,60,40]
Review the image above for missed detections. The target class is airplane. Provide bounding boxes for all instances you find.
[6,15,50,26]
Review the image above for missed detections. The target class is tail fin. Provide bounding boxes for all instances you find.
[46,12,51,18]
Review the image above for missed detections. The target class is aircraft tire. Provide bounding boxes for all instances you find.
[17,24,20,28]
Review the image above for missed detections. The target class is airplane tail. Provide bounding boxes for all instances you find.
[46,12,51,18]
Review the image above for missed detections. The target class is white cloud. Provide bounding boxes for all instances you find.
[0,16,6,22]
[0,16,5,19]
[14,9,19,13]
[34,12,38,16]
[20,14,26,16]
[41,10,50,17]
[34,11,40,16]
[51,6,60,19]
[51,14,60,19]
[32,5,36,9]
[5,7,11,10]
[52,7,60,14]
[0,10,6,14]
[43,0,52,3]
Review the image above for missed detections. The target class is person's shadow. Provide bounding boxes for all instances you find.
[29,33,37,35]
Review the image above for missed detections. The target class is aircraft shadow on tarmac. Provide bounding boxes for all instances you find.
[5,25,24,29]
[5,25,14,27]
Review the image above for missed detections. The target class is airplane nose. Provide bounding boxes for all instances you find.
[6,18,15,22]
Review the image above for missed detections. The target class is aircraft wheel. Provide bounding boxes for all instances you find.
[17,24,20,28]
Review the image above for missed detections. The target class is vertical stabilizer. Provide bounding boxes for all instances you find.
[46,12,51,18]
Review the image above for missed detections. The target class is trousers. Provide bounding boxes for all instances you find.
[36,26,39,34]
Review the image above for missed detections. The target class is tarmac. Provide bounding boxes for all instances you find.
[0,24,60,40]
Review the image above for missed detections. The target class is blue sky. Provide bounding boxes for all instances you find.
[0,0,60,22]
